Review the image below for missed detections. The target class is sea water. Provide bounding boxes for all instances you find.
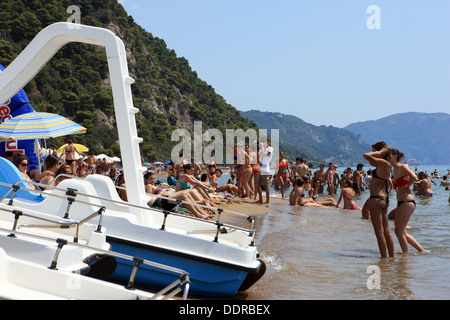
[218,165,450,300]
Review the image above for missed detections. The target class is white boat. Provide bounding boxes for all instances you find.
[0,22,265,297]
[0,207,190,300]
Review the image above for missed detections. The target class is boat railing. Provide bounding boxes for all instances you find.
[0,181,106,243]
[0,178,257,246]
[0,224,190,300]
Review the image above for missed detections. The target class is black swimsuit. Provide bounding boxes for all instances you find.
[397,199,416,207]
[369,168,389,204]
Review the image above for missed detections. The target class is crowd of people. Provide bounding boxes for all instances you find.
[2,137,448,258]
[278,141,446,259]
[153,141,446,259]
[2,139,120,191]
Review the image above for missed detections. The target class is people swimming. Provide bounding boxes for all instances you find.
[414,172,434,197]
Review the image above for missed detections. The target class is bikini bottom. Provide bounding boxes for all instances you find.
[153,198,177,211]
[370,195,389,204]
[397,199,416,207]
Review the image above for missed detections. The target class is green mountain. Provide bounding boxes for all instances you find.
[344,112,450,165]
[240,110,371,166]
[0,0,257,161]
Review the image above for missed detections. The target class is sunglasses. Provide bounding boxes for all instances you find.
[20,162,29,166]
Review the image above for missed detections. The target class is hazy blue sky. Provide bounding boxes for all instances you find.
[119,0,450,128]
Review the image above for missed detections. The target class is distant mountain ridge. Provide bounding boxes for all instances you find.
[344,112,449,165]
[240,110,370,166]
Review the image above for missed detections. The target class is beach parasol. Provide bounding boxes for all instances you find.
[0,112,86,170]
[154,162,164,165]
[0,112,86,140]
[57,143,89,153]
[95,154,114,163]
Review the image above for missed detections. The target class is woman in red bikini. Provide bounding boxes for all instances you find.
[275,151,289,200]
[388,149,427,253]
[363,142,395,258]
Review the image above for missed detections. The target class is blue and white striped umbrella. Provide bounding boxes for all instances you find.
[0,112,86,140]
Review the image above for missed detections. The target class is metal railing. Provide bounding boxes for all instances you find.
[0,223,190,300]
[0,178,257,246]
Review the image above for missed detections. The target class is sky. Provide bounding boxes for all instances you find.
[118,0,450,128]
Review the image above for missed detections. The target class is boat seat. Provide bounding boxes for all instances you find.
[0,157,45,203]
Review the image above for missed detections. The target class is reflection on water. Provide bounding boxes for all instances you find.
[220,165,450,300]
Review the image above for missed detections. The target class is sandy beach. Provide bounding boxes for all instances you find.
[217,198,280,216]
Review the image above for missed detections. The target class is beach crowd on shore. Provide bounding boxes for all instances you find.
[5,138,449,258]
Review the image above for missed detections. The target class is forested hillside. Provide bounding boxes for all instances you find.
[0,0,257,160]
[241,110,371,166]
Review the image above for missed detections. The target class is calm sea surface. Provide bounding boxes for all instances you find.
[219,165,450,300]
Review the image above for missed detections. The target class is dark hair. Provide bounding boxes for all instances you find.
[357,163,363,170]
[144,171,154,180]
[200,173,208,182]
[13,154,29,167]
[183,164,193,171]
[372,141,386,151]
[215,168,222,175]
[388,148,404,163]
[296,177,306,187]
[45,155,59,168]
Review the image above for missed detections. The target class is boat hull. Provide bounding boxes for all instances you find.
[107,236,262,297]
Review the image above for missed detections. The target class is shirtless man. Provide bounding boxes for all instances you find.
[313,164,327,194]
[325,162,338,195]
[352,163,364,195]
[291,158,302,181]
[59,139,84,173]
[299,158,309,181]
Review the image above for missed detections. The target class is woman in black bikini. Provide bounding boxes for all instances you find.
[363,142,395,258]
[388,149,427,253]
[60,139,84,173]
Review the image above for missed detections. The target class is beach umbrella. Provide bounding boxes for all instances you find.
[111,156,121,162]
[57,143,89,153]
[154,161,164,165]
[0,112,86,171]
[143,162,151,166]
[0,112,86,140]
[96,154,114,163]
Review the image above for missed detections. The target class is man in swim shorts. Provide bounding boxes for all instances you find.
[255,144,273,204]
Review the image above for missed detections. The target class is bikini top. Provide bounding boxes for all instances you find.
[153,187,163,195]
[177,180,191,190]
[393,175,409,188]
[344,195,354,200]
[371,168,384,181]
[279,162,287,167]
[372,168,389,195]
